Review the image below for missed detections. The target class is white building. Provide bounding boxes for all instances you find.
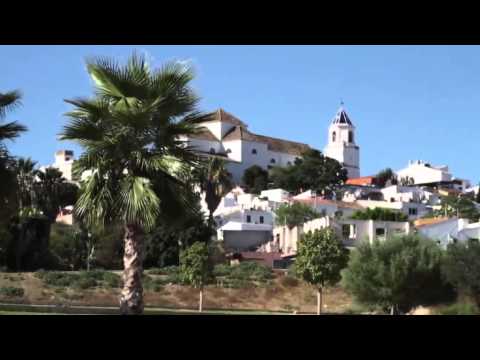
[415,217,480,248]
[180,109,310,183]
[395,160,462,186]
[355,199,431,220]
[324,105,360,179]
[270,216,410,256]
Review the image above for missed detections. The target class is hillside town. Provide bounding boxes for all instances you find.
[3,48,480,316]
[49,105,480,269]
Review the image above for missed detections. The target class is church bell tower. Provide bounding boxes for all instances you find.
[324,103,360,179]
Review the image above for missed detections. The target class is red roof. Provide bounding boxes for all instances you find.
[346,176,377,186]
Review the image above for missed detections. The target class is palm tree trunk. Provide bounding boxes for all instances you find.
[120,224,144,315]
[199,287,203,313]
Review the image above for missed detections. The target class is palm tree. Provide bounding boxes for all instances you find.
[14,157,38,211]
[59,52,204,314]
[35,167,74,223]
[194,157,233,226]
[0,90,27,223]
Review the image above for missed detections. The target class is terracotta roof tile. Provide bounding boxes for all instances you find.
[414,217,451,228]
[203,108,248,127]
[222,126,310,156]
[346,176,377,186]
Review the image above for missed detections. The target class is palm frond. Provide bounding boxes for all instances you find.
[0,121,28,142]
[0,90,22,119]
[75,171,115,228]
[86,53,150,100]
[118,175,159,230]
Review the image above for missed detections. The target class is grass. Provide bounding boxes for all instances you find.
[0,303,290,315]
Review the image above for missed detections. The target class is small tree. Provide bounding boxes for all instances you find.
[442,240,480,305]
[274,202,320,228]
[376,168,397,187]
[295,228,349,314]
[242,165,269,194]
[342,235,452,314]
[180,242,211,312]
[476,187,480,204]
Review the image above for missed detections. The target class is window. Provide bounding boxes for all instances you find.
[252,149,257,155]
[246,215,251,223]
[332,131,336,142]
[408,208,418,216]
[259,216,264,224]
[209,148,216,154]
[348,131,354,143]
[342,224,350,238]
[376,228,386,237]
[270,158,276,164]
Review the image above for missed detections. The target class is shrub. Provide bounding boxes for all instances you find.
[223,278,252,289]
[213,264,232,277]
[436,303,479,315]
[229,262,274,282]
[0,287,24,297]
[103,272,121,288]
[39,272,78,287]
[279,276,299,288]
[343,235,454,314]
[73,277,98,290]
[442,240,480,305]
[157,266,179,275]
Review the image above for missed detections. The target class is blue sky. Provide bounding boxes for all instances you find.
[1,45,479,183]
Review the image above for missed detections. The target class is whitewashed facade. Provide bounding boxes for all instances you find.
[180,109,309,184]
[324,105,360,178]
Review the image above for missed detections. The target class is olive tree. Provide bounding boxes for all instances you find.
[342,235,452,314]
[295,228,349,315]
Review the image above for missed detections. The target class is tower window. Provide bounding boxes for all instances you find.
[252,149,257,155]
[348,131,354,143]
[332,131,336,142]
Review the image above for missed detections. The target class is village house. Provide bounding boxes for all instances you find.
[415,217,480,248]
[268,216,411,256]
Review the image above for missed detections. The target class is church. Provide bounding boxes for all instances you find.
[182,105,361,183]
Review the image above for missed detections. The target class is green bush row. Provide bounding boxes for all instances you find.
[35,270,121,289]
[0,287,24,297]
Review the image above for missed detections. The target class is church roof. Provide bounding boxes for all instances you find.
[203,108,248,127]
[222,126,310,156]
[331,106,353,126]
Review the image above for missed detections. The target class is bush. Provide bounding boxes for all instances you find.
[442,240,480,305]
[436,303,479,315]
[73,277,98,290]
[35,270,120,289]
[37,272,78,287]
[148,265,179,276]
[229,262,274,282]
[0,286,24,297]
[213,264,232,277]
[223,278,252,289]
[343,235,454,314]
[103,272,121,288]
[279,276,299,288]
